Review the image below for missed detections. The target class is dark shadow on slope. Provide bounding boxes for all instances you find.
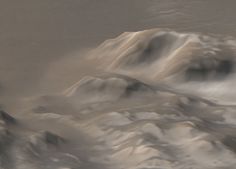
[222,135,236,153]
[0,110,17,124]
[126,32,189,66]
[185,59,234,81]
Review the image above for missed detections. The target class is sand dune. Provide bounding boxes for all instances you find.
[90,29,236,103]
[1,1,236,168]
[0,28,236,169]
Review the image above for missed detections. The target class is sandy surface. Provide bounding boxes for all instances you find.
[0,1,236,169]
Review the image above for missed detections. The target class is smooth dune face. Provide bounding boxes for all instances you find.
[1,1,236,169]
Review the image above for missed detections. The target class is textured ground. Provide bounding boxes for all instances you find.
[1,1,236,169]
[1,29,236,169]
